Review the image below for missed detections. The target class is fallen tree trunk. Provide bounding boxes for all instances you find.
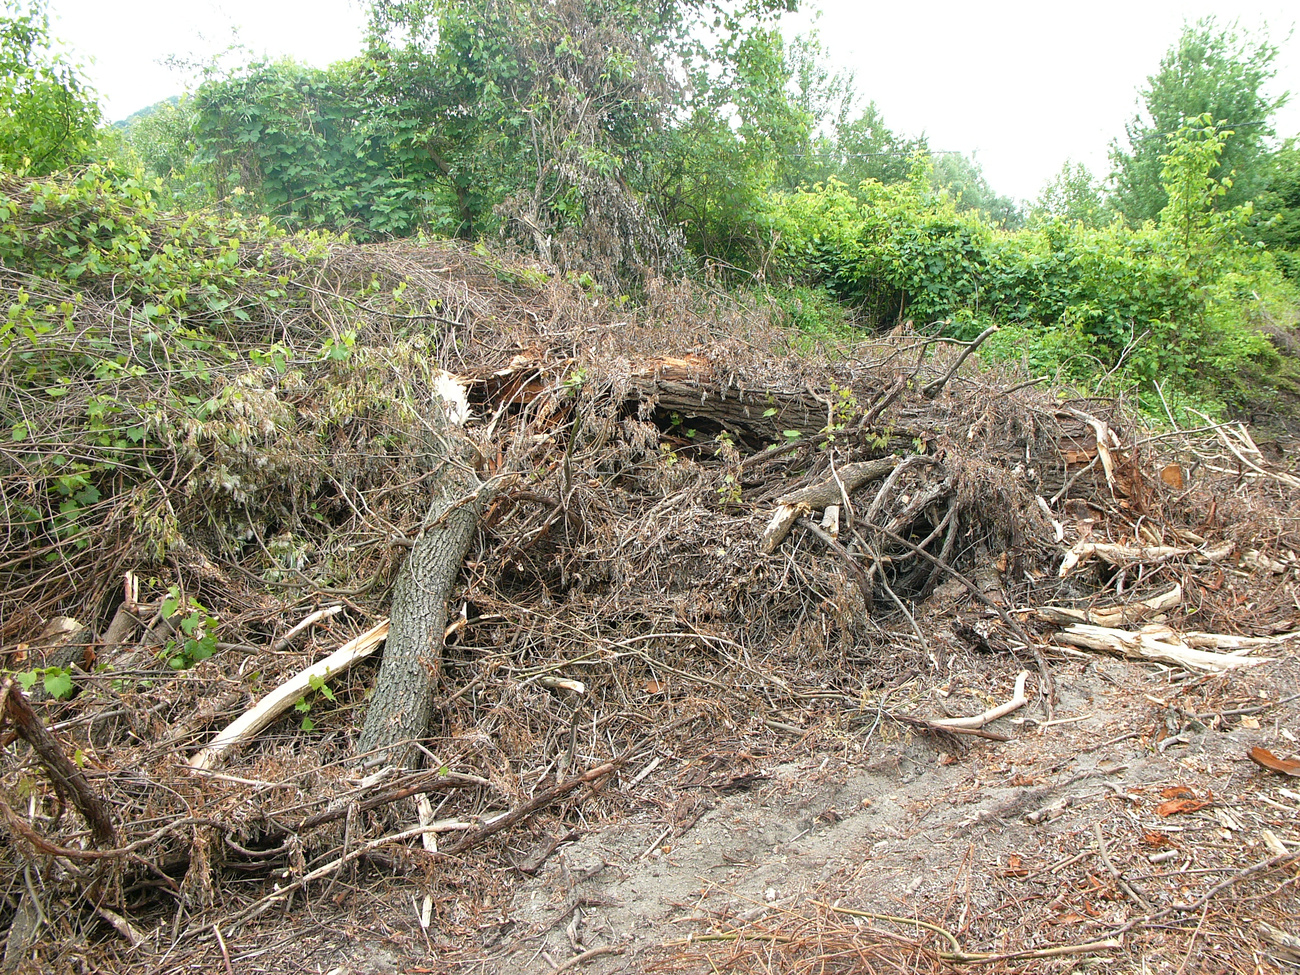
[357,443,491,768]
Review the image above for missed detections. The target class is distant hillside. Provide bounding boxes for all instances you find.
[111,95,181,129]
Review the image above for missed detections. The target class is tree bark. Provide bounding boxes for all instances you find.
[358,448,489,768]
[2,680,115,846]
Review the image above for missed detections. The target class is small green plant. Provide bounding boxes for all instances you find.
[14,666,73,700]
[294,674,337,731]
[562,367,589,394]
[717,472,742,506]
[159,586,219,670]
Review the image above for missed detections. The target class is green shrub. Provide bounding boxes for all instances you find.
[759,126,1296,419]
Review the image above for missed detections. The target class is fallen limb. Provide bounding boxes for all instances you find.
[1051,623,1277,673]
[229,820,472,927]
[760,457,901,554]
[818,904,1121,964]
[1034,584,1182,627]
[440,758,623,856]
[929,671,1030,730]
[796,516,873,611]
[1059,541,1192,578]
[1094,822,1151,912]
[1067,409,1122,494]
[286,768,491,834]
[551,945,625,972]
[442,710,705,856]
[190,620,390,771]
[1,681,115,846]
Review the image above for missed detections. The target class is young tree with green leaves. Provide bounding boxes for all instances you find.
[1033,161,1106,227]
[929,151,1022,228]
[1110,17,1287,224]
[0,0,99,175]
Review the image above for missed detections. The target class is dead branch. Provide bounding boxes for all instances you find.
[190,620,390,771]
[1035,584,1182,626]
[1,681,115,846]
[920,324,998,398]
[760,457,901,554]
[1051,623,1279,673]
[929,671,1030,730]
[1094,822,1151,911]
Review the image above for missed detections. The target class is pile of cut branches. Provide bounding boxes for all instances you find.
[1,171,1298,972]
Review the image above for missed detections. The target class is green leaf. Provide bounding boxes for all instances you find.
[43,669,73,700]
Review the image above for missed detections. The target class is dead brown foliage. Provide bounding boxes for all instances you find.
[1,236,1298,973]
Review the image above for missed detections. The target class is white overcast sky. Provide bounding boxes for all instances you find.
[48,0,1300,203]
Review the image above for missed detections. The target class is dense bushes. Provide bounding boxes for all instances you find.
[760,131,1294,418]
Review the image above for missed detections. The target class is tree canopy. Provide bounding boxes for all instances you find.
[0,0,99,175]
[1110,17,1288,224]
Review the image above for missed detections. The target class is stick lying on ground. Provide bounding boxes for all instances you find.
[1051,623,1281,673]
[929,671,1031,730]
[190,620,390,771]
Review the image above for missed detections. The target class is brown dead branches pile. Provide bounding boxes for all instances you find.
[2,236,1299,971]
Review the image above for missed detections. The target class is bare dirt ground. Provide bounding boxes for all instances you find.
[206,644,1300,975]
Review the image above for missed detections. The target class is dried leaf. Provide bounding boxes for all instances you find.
[1249,746,1300,777]
[1160,464,1185,489]
[1156,798,1209,817]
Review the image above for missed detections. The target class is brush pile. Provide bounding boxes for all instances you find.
[1,180,1298,971]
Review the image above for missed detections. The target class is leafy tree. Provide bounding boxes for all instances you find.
[359,0,797,279]
[803,101,927,190]
[181,0,804,280]
[1249,138,1300,277]
[1110,17,1287,224]
[929,151,1022,227]
[191,59,445,238]
[1033,161,1106,227]
[0,0,99,174]
[651,25,816,263]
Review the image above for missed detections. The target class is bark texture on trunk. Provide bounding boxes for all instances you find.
[357,451,487,768]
